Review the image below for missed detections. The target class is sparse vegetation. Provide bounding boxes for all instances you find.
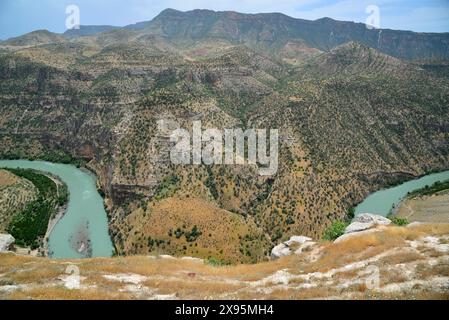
[0,9,448,266]
[1,223,449,300]
[390,217,409,226]
[322,221,350,241]
[407,180,449,198]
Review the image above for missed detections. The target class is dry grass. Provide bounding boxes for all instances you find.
[8,286,133,300]
[0,170,18,186]
[302,228,407,273]
[120,197,269,264]
[377,251,424,265]
[415,262,449,279]
[1,223,449,300]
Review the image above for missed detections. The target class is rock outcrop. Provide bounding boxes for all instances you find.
[345,213,391,234]
[335,214,391,243]
[271,236,314,259]
[0,234,15,252]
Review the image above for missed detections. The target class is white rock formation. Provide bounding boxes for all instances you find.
[345,213,391,234]
[0,234,15,252]
[354,213,391,225]
[271,236,314,259]
[345,221,374,234]
[335,213,392,243]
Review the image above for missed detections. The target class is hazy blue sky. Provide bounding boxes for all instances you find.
[1,0,448,40]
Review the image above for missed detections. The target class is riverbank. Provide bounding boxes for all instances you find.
[394,190,449,223]
[43,203,67,257]
[0,166,69,254]
[355,170,449,217]
[0,160,114,259]
[0,168,69,257]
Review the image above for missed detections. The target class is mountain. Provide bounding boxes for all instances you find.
[3,30,64,47]
[132,8,449,61]
[300,41,415,77]
[0,9,448,263]
[4,9,448,61]
[63,25,119,38]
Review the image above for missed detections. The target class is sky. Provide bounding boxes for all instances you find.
[0,0,448,40]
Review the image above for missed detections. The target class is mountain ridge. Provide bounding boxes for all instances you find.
[3,9,449,61]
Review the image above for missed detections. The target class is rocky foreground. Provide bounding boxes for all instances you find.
[1,222,448,300]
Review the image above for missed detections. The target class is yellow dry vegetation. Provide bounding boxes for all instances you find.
[1,223,448,300]
[122,197,270,264]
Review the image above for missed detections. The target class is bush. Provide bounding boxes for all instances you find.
[205,257,226,266]
[185,225,202,242]
[322,221,349,241]
[391,217,409,226]
[347,207,355,220]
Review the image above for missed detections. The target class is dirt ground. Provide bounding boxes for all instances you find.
[396,191,449,223]
[0,170,18,187]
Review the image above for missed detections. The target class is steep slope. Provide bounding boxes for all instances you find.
[117,197,270,264]
[242,43,449,238]
[136,8,449,61]
[299,41,415,77]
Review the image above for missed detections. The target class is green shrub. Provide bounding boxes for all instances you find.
[322,221,350,241]
[204,257,226,266]
[185,225,202,242]
[391,217,409,226]
[347,207,355,220]
[154,174,180,201]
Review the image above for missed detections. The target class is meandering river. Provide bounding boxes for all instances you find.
[355,170,449,217]
[0,160,114,259]
[1,159,448,258]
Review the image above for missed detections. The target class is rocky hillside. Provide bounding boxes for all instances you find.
[1,223,448,299]
[136,9,449,61]
[0,9,448,262]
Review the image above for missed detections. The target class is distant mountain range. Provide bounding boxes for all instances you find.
[3,8,449,60]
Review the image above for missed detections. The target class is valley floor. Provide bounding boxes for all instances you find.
[1,223,449,300]
[396,191,449,223]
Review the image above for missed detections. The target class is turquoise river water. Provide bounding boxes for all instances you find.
[1,159,448,258]
[0,160,114,259]
[355,170,449,217]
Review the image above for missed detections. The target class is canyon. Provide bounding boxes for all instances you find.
[0,9,448,263]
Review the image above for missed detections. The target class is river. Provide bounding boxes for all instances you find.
[355,170,449,217]
[0,160,114,259]
[2,159,448,258]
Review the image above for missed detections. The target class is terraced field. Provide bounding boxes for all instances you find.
[0,169,37,232]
